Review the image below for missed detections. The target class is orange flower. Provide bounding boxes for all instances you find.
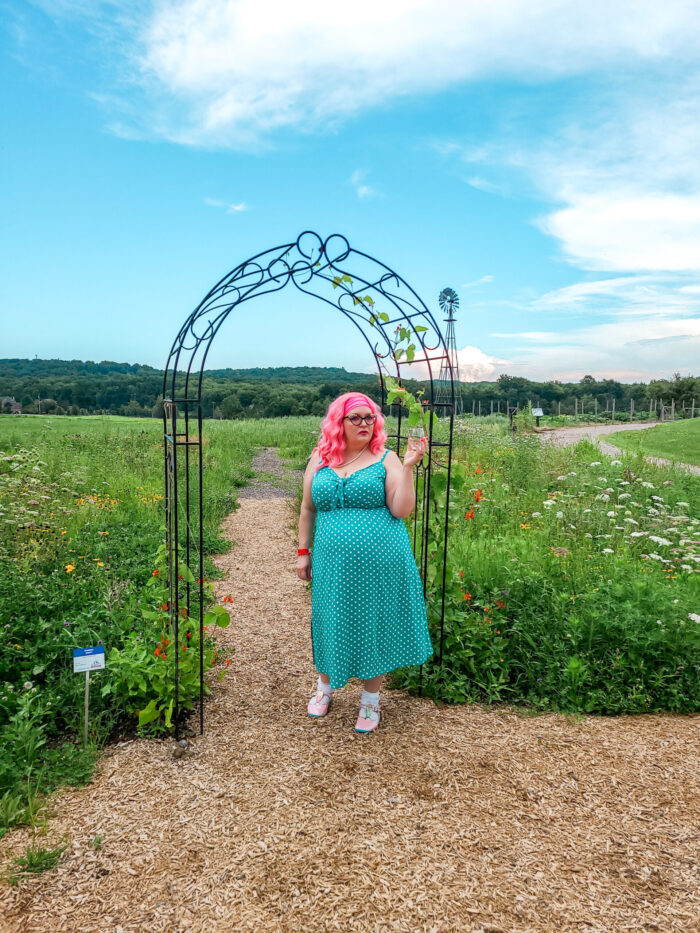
[161,603,169,611]
[464,509,475,521]
[475,489,483,502]
[222,595,233,604]
[152,570,159,577]
[154,647,161,657]
[225,658,232,666]
[475,466,482,474]
[457,570,465,578]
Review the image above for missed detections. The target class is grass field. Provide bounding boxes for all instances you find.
[608,417,700,466]
[1,413,698,840]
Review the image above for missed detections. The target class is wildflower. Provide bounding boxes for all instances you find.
[23,681,33,690]
[457,570,465,578]
[681,564,693,572]
[531,512,541,518]
[624,518,638,525]
[557,475,567,481]
[223,595,233,603]
[610,460,622,466]
[475,466,482,474]
[629,531,647,538]
[606,511,616,517]
[225,658,232,666]
[475,489,483,502]
[465,509,475,521]
[551,547,569,557]
[463,592,472,602]
[152,570,159,577]
[60,530,67,535]
[689,613,700,623]
[96,561,104,567]
[568,471,577,476]
[161,603,169,611]
[520,523,530,530]
[648,536,671,546]
[155,647,161,657]
[651,495,664,502]
[65,564,75,573]
[596,494,610,502]
[556,511,564,519]
[677,501,689,508]
[589,461,602,467]
[602,548,614,554]
[641,481,654,489]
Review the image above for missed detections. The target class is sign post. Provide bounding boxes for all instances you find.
[73,646,106,747]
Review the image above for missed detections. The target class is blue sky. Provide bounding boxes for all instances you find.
[2,1,700,382]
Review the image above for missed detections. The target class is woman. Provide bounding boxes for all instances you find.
[296,391,432,733]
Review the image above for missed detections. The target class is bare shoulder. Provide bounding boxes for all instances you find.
[382,448,402,469]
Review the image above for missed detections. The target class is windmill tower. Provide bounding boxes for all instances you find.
[434,287,462,413]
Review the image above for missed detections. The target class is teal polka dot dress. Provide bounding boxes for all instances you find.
[310,450,433,689]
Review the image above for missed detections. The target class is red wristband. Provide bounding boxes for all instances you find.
[297,548,310,555]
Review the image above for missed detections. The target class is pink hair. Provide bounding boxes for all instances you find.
[314,392,387,470]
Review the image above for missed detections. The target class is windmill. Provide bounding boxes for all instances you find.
[434,287,462,413]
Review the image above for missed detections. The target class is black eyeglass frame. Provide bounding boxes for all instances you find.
[343,414,378,426]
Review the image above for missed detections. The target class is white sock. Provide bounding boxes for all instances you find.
[361,689,380,707]
[318,677,332,696]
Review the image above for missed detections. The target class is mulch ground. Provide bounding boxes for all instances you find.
[1,452,699,932]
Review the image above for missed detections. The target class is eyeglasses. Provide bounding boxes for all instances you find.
[344,414,377,426]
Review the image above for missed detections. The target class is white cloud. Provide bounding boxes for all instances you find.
[461,275,494,288]
[204,197,247,213]
[349,170,377,200]
[49,0,700,146]
[466,177,504,195]
[407,344,510,383]
[491,315,700,381]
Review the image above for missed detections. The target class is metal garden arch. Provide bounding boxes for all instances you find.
[162,231,456,737]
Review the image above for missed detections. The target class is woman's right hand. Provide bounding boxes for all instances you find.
[296,555,311,581]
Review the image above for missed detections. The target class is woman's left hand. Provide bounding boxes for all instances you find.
[403,436,428,469]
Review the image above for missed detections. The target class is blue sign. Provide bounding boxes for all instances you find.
[73,646,106,673]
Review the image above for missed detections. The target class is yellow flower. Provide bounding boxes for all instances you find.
[520,523,530,530]
[60,530,67,535]
[65,564,75,573]
[96,561,104,567]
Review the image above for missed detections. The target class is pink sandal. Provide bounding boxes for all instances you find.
[354,703,380,733]
[307,689,332,718]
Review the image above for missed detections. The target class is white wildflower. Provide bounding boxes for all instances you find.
[651,495,664,502]
[23,681,33,691]
[610,460,622,466]
[629,531,648,538]
[624,518,639,525]
[681,564,693,572]
[557,475,567,481]
[583,509,592,513]
[589,461,602,467]
[596,494,610,502]
[531,512,542,518]
[648,536,671,546]
[689,613,700,623]
[606,511,616,517]
[648,507,659,516]
[641,481,655,489]
[619,481,630,486]
[648,553,669,563]
[556,511,564,519]
[618,493,631,500]
[598,477,607,483]
[568,471,577,476]
[585,533,593,538]
[602,548,614,554]
[677,502,689,508]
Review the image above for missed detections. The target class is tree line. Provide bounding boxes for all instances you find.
[1,358,698,419]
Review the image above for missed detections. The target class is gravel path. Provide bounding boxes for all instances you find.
[1,451,699,932]
[540,422,700,475]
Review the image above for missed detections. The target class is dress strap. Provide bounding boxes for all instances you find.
[380,450,389,464]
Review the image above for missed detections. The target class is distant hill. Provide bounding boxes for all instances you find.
[0,358,696,419]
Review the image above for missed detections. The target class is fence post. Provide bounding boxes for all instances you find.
[692,398,696,419]
[472,400,475,416]
[478,400,481,417]
[630,399,634,421]
[671,398,675,420]
[611,398,615,423]
[490,400,493,415]
[595,398,598,416]
[575,398,578,417]
[558,401,561,416]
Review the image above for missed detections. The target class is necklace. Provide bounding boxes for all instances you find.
[338,443,370,476]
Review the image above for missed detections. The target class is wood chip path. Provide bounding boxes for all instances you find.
[1,450,699,932]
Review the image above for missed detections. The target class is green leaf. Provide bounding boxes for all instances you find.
[379,312,389,322]
[406,344,415,363]
[332,275,342,289]
[204,605,230,628]
[178,563,195,583]
[414,325,428,332]
[341,274,353,284]
[137,699,161,727]
[394,349,404,362]
[368,314,378,326]
[363,295,375,306]
[164,699,174,729]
